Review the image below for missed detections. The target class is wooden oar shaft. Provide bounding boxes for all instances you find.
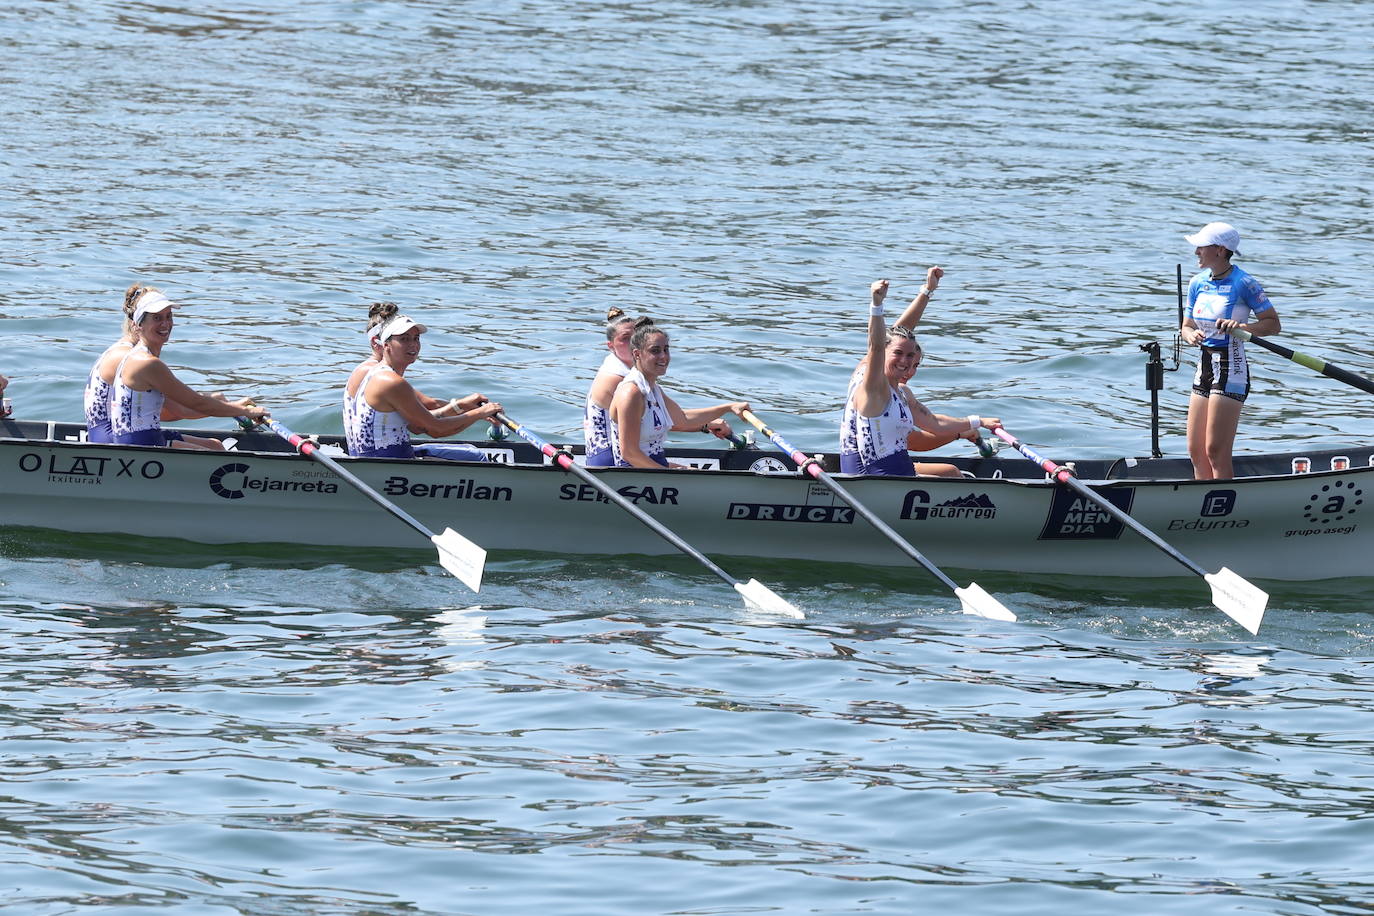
[991,427,1206,578]
[493,414,741,590]
[739,410,962,592]
[1230,328,1374,397]
[262,418,439,542]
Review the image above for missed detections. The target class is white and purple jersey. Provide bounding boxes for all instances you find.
[347,364,412,457]
[83,341,128,443]
[839,367,915,476]
[110,346,168,445]
[583,351,631,467]
[608,367,669,468]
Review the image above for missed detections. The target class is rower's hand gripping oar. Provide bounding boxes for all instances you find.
[493,413,802,618]
[990,425,1267,635]
[738,409,1016,622]
[1228,327,1374,398]
[237,417,486,591]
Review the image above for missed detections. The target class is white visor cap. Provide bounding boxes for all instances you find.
[132,291,176,324]
[375,314,428,342]
[1185,222,1242,256]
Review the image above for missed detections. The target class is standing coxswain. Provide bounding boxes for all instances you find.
[1180,222,1281,480]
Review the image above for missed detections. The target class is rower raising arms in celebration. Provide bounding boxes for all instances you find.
[841,279,1000,477]
[110,288,267,448]
[346,314,502,460]
[344,302,490,452]
[583,307,636,466]
[608,318,749,469]
[1180,222,1281,481]
[882,266,980,454]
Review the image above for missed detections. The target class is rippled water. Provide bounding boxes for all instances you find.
[4,1,1374,913]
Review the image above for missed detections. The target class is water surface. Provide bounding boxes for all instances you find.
[3,1,1373,913]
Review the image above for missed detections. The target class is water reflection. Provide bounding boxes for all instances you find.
[431,605,489,673]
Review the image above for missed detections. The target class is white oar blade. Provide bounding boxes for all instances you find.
[734,579,804,619]
[954,583,1017,622]
[431,527,486,593]
[1204,567,1268,635]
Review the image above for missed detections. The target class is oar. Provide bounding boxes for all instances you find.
[493,413,803,618]
[990,425,1267,634]
[238,417,486,591]
[1228,328,1374,397]
[738,409,1016,622]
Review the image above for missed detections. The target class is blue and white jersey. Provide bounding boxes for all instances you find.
[1189,266,1274,348]
[347,364,412,457]
[83,341,128,443]
[583,351,631,466]
[110,346,167,442]
[608,367,669,467]
[839,367,915,476]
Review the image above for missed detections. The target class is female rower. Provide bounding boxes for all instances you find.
[345,313,503,460]
[878,266,982,454]
[607,318,749,469]
[585,307,733,466]
[1180,222,1281,480]
[110,288,267,448]
[583,307,635,466]
[840,279,1000,477]
[343,302,491,453]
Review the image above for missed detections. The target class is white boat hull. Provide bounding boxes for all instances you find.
[2,421,1370,581]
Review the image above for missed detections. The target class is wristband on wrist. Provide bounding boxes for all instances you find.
[699,424,711,434]
[869,303,885,317]
[918,286,932,298]
[967,414,981,433]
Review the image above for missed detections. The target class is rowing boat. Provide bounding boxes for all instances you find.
[2,418,1369,581]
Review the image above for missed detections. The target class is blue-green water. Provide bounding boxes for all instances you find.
[4,1,1374,913]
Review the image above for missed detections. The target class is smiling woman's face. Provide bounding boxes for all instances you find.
[384,328,423,365]
[634,330,670,377]
[885,336,921,384]
[140,310,175,347]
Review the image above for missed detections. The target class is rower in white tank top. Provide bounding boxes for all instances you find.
[840,278,999,478]
[110,345,188,446]
[349,363,413,457]
[84,340,131,443]
[584,350,632,466]
[839,366,916,475]
[341,357,378,454]
[608,367,670,468]
[606,319,750,470]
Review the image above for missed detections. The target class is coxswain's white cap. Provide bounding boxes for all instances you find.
[375,314,428,342]
[132,291,176,324]
[1185,222,1242,256]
